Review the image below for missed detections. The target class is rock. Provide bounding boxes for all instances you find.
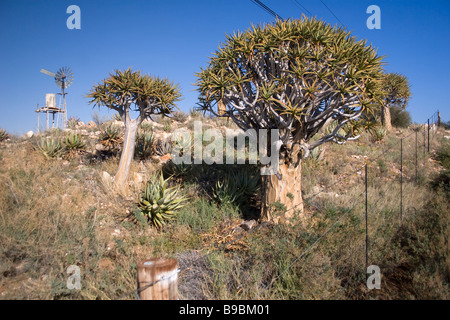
[133,172,143,183]
[444,136,450,140]
[95,143,107,151]
[240,219,257,231]
[24,131,34,138]
[102,171,112,182]
[88,121,96,127]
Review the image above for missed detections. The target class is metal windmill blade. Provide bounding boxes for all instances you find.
[55,66,74,89]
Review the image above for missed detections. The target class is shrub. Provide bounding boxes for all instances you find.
[136,173,187,228]
[212,167,260,212]
[135,128,155,160]
[391,106,411,128]
[0,128,9,142]
[99,123,123,152]
[172,111,188,122]
[35,137,62,159]
[63,133,86,158]
[66,116,80,129]
[371,126,387,142]
[155,138,173,156]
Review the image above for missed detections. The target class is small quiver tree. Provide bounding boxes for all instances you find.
[88,68,181,190]
[380,72,411,131]
[196,17,384,222]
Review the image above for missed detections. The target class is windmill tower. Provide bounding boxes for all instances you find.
[39,67,74,129]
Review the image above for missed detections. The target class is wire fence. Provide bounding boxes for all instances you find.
[122,110,444,300]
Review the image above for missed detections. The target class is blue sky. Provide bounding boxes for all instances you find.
[0,0,449,135]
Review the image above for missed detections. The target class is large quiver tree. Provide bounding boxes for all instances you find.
[380,72,411,131]
[88,68,181,190]
[196,17,384,222]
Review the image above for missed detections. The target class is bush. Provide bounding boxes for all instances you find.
[63,133,86,158]
[135,128,155,160]
[136,173,187,228]
[0,128,9,142]
[35,137,62,159]
[98,123,123,152]
[391,106,411,128]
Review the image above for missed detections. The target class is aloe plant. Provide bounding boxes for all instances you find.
[36,137,62,159]
[137,173,187,228]
[99,123,123,151]
[155,138,172,156]
[212,168,260,209]
[135,128,154,160]
[0,128,8,142]
[63,133,86,158]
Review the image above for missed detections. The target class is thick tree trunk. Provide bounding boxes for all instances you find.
[114,118,138,190]
[261,160,303,223]
[381,106,392,131]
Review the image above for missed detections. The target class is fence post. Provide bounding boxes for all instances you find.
[365,163,368,271]
[427,119,430,153]
[137,258,178,300]
[415,130,418,183]
[400,138,403,222]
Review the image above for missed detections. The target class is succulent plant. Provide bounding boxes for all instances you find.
[62,133,86,159]
[212,168,260,208]
[372,126,387,142]
[137,173,187,228]
[99,123,123,151]
[0,128,9,142]
[36,137,62,159]
[135,128,155,160]
[155,138,173,156]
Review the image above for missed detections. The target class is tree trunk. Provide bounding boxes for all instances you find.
[261,160,303,223]
[114,118,138,190]
[381,106,392,131]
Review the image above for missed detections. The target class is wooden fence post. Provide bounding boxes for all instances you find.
[137,258,178,300]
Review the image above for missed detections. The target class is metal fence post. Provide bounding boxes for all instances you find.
[365,163,368,271]
[400,138,403,222]
[415,130,418,183]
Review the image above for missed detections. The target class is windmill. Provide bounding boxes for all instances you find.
[40,67,74,128]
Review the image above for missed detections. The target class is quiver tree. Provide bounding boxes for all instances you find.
[88,68,181,189]
[380,72,411,131]
[196,17,384,222]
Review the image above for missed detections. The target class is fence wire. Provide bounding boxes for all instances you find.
[121,110,443,300]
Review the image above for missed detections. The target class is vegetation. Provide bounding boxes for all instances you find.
[0,119,448,299]
[390,106,412,128]
[63,133,86,158]
[87,68,181,189]
[98,123,123,155]
[136,173,187,228]
[134,128,155,160]
[196,17,385,221]
[380,73,411,130]
[35,137,63,159]
[0,129,8,142]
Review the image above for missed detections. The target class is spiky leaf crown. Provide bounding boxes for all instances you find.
[196,17,385,157]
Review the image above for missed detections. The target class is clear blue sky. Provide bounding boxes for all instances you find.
[1,0,449,135]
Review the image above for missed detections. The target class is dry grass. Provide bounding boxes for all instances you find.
[0,125,448,300]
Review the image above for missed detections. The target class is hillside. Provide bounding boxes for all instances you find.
[0,114,448,300]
